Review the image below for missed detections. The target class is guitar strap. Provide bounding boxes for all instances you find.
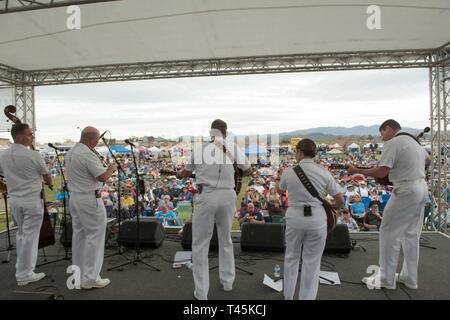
[395,132,421,145]
[221,145,236,165]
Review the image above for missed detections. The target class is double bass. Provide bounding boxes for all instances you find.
[4,105,55,249]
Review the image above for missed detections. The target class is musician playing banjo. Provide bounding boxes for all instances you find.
[347,119,429,290]
[178,119,251,300]
[0,123,53,286]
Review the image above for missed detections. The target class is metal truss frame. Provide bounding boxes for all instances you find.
[0,64,22,85]
[0,0,120,14]
[21,49,436,86]
[0,43,449,232]
[14,84,35,130]
[429,43,450,233]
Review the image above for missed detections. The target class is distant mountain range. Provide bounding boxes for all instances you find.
[279,125,421,139]
[143,125,424,142]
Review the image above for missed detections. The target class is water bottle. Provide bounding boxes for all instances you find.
[274,264,281,279]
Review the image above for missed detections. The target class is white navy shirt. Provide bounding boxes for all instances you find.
[0,144,48,200]
[185,140,250,190]
[279,159,340,207]
[378,134,428,183]
[66,143,106,193]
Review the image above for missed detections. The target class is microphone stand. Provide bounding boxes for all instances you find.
[38,146,71,266]
[1,192,14,263]
[102,137,127,260]
[108,141,160,272]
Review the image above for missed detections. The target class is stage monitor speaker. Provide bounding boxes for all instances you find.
[324,224,351,254]
[181,221,218,250]
[240,223,285,252]
[118,217,165,248]
[60,217,116,248]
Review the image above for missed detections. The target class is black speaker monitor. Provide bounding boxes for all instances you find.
[324,224,351,254]
[181,221,218,250]
[118,217,165,248]
[240,223,285,252]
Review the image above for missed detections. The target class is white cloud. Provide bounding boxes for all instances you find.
[0,68,430,143]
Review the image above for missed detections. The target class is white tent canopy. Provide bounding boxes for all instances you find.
[149,146,162,153]
[327,149,343,155]
[348,143,360,149]
[1,0,449,71]
[95,146,110,155]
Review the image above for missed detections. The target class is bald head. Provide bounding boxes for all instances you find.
[80,126,100,148]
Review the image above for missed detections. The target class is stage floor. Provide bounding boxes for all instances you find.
[0,229,449,300]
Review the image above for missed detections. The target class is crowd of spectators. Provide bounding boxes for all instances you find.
[44,147,427,233]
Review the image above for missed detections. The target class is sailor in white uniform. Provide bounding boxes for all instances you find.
[0,123,53,286]
[66,127,116,289]
[179,119,251,300]
[276,139,343,300]
[348,119,429,289]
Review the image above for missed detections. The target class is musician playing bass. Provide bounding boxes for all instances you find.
[0,123,53,286]
[178,119,251,300]
[347,119,428,290]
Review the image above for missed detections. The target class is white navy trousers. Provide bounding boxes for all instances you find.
[379,179,428,288]
[10,195,43,281]
[69,192,107,286]
[191,188,236,300]
[283,205,327,300]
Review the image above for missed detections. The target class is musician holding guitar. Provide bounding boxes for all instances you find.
[0,122,53,286]
[276,139,343,300]
[347,119,429,290]
[178,119,251,300]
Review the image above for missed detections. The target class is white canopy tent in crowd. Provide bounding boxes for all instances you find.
[363,142,383,151]
[149,146,162,153]
[327,149,344,155]
[347,143,361,153]
[0,0,448,232]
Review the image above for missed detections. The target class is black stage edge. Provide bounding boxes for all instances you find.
[1,230,450,301]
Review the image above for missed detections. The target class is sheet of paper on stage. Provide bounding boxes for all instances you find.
[319,271,340,285]
[172,251,192,268]
[263,274,283,292]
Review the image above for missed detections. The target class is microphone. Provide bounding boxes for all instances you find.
[124,139,135,147]
[417,127,431,139]
[48,143,59,150]
[99,130,107,140]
